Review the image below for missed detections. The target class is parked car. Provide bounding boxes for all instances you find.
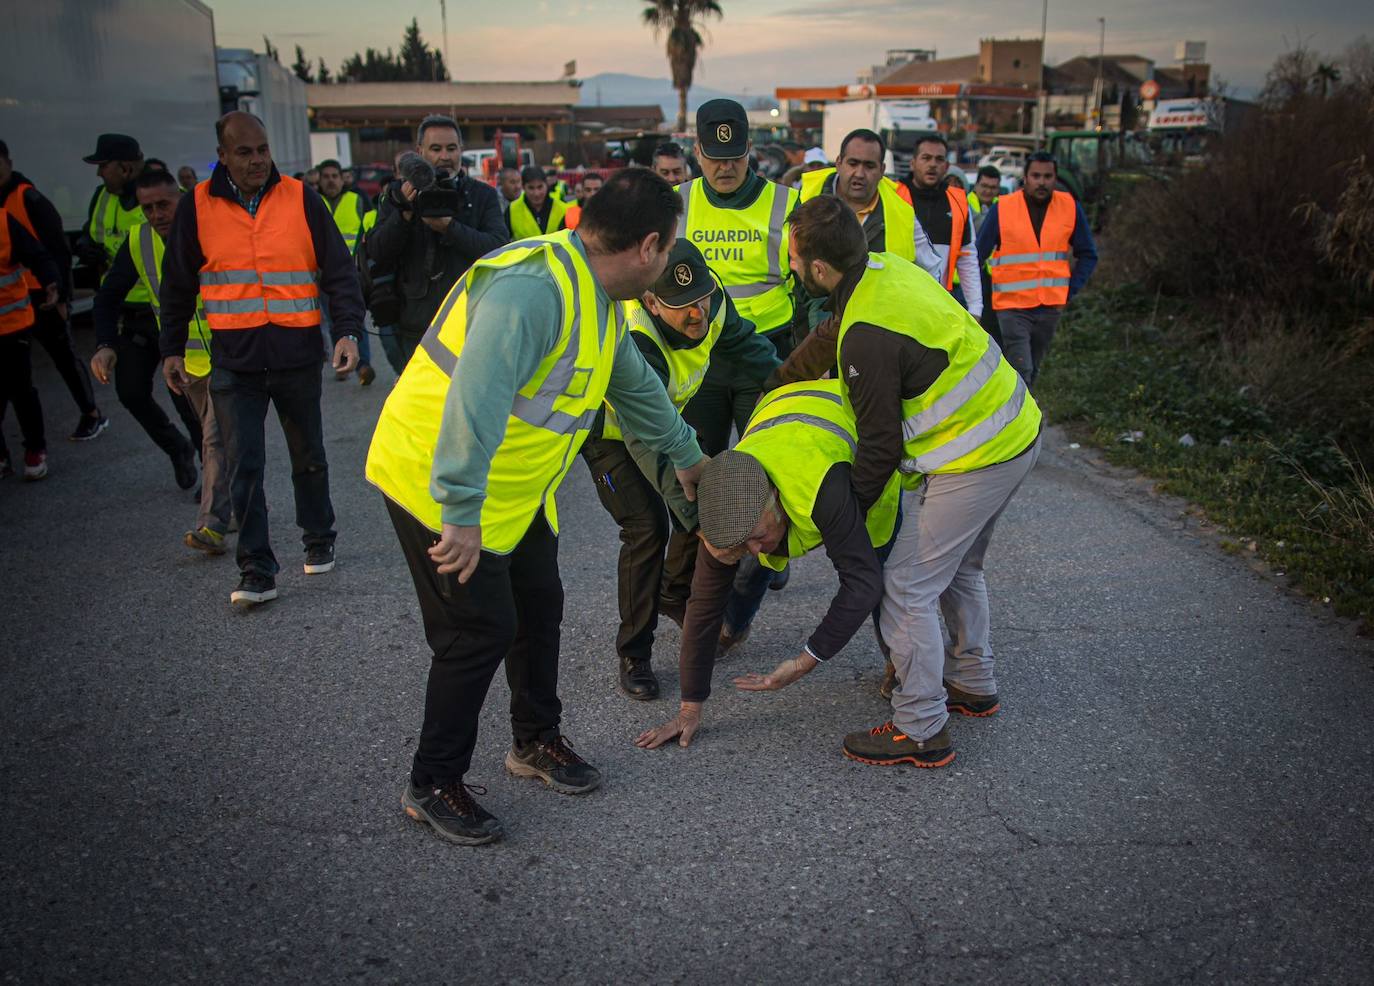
[353,163,394,201]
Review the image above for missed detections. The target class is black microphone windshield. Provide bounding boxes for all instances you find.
[396,152,436,191]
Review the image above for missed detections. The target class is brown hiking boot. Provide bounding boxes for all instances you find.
[944,680,1000,718]
[842,721,954,768]
[879,660,898,700]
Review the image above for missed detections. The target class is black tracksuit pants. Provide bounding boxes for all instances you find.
[31,297,98,418]
[581,437,670,665]
[116,308,199,459]
[0,329,45,458]
[386,497,564,786]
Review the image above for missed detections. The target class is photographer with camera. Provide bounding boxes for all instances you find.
[363,115,508,370]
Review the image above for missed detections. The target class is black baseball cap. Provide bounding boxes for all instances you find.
[650,239,715,309]
[83,134,142,164]
[695,99,749,160]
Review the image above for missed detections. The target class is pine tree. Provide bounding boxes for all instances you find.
[262,35,279,62]
[317,58,332,84]
[292,45,314,83]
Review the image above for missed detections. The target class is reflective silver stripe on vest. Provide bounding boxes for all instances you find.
[988,250,1072,268]
[744,412,856,453]
[0,270,24,289]
[266,297,321,314]
[902,343,1003,441]
[185,338,207,350]
[724,183,791,300]
[992,277,1070,293]
[678,181,694,232]
[199,269,259,286]
[0,296,31,316]
[766,387,843,407]
[261,270,319,286]
[510,243,587,431]
[900,374,1027,473]
[203,298,264,314]
[415,241,554,377]
[136,228,162,312]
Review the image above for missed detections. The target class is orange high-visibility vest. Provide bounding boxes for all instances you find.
[564,203,582,230]
[2,183,41,291]
[940,185,969,291]
[0,218,36,336]
[194,175,321,331]
[989,190,1075,310]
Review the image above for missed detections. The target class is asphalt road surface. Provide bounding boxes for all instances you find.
[3,341,1372,984]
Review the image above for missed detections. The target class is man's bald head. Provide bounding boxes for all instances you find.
[215,111,272,195]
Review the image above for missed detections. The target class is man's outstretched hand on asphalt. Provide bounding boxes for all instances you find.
[733,652,818,691]
[635,701,703,749]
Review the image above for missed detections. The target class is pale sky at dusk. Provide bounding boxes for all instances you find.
[211,0,1367,98]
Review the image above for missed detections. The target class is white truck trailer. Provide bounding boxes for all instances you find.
[821,99,938,178]
[0,0,222,232]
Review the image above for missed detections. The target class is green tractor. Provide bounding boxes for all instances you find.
[1047,130,1158,229]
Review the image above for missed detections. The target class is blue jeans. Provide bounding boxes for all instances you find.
[376,324,407,376]
[209,362,336,577]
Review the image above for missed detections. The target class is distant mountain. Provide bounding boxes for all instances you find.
[578,73,751,124]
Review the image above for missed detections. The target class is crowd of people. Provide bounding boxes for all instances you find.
[0,97,1097,847]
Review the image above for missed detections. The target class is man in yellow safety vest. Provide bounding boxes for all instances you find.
[365,169,707,846]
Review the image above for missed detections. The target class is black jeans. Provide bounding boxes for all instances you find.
[0,330,45,457]
[581,437,670,664]
[32,298,98,417]
[116,308,199,459]
[210,362,335,577]
[386,498,564,785]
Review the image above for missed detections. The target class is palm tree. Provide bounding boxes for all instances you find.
[1312,61,1342,98]
[642,0,723,132]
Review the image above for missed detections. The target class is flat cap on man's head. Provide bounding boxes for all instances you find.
[698,450,773,551]
[695,99,749,160]
[83,133,141,164]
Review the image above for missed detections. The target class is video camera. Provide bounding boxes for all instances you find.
[416,169,463,219]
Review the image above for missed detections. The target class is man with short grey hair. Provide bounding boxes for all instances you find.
[364,113,507,366]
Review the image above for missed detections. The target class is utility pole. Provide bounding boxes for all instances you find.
[1037,0,1049,148]
[1093,16,1105,130]
[439,0,450,82]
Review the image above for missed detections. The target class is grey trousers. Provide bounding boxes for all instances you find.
[996,306,1062,387]
[879,438,1040,741]
[183,373,232,535]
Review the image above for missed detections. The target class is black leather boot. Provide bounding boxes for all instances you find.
[619,656,660,701]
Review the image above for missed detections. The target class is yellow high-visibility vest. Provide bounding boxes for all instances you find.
[601,282,726,441]
[836,253,1040,486]
[89,186,151,304]
[127,224,213,377]
[676,177,797,335]
[799,168,916,263]
[366,231,621,552]
[734,380,901,571]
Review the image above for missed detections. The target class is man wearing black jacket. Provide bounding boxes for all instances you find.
[364,115,507,368]
[158,112,364,607]
[0,141,107,441]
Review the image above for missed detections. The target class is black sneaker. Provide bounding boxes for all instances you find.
[769,563,791,591]
[304,543,335,574]
[172,448,198,490]
[401,780,503,846]
[505,736,602,795]
[231,572,278,607]
[70,414,109,442]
